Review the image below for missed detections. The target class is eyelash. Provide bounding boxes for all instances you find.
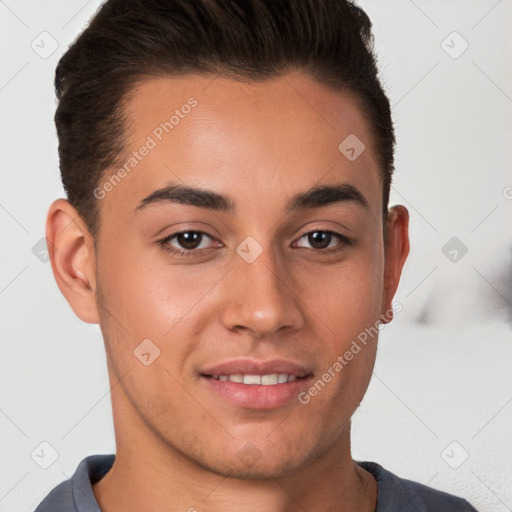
[158,229,352,258]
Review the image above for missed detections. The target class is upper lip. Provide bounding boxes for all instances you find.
[201,358,313,378]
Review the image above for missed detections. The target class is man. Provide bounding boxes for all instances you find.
[36,0,478,510]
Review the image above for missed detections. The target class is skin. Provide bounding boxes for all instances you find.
[47,71,409,512]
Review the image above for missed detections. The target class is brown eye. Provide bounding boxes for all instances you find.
[160,230,219,256]
[175,231,203,250]
[295,230,350,251]
[307,231,332,249]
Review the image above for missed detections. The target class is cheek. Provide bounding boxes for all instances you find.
[98,245,218,339]
[295,245,384,401]
[301,256,384,334]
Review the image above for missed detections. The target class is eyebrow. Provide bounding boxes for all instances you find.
[134,182,369,214]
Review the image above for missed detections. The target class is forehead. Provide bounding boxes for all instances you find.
[100,71,383,220]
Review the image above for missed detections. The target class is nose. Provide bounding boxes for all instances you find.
[220,242,305,338]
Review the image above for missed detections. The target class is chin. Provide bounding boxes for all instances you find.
[202,452,309,481]
[162,428,310,481]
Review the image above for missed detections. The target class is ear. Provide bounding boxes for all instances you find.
[46,198,100,324]
[380,204,410,324]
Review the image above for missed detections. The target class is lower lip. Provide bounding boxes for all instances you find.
[201,375,314,409]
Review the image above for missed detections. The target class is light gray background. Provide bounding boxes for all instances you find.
[0,1,511,511]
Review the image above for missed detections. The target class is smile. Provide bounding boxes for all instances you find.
[208,373,302,385]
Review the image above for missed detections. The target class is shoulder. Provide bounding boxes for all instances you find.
[34,454,115,512]
[358,461,479,512]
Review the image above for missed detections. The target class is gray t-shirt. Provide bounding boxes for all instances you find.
[34,454,478,511]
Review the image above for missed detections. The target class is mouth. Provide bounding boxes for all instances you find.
[202,373,310,385]
[199,358,314,409]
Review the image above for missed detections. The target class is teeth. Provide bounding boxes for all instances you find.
[261,374,278,385]
[214,373,300,385]
[243,374,262,385]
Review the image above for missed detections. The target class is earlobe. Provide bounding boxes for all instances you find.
[46,198,100,324]
[380,205,410,324]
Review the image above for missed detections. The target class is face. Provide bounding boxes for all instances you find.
[49,71,408,479]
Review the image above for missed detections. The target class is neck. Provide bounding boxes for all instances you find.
[93,434,376,511]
